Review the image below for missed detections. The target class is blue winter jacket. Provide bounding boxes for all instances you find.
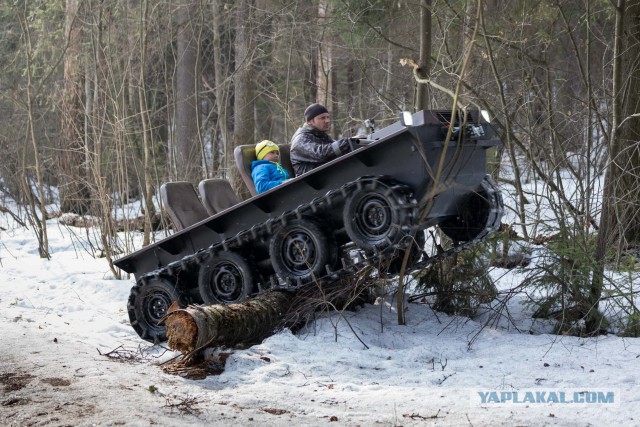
[251,160,290,194]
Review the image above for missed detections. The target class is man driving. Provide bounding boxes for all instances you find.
[289,103,363,175]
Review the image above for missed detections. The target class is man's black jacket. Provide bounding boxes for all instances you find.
[290,125,352,176]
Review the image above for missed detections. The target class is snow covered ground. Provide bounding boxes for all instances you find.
[1,193,639,426]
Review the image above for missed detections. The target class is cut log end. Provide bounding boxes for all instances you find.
[165,310,198,353]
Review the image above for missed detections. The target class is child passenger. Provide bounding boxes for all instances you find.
[251,140,291,194]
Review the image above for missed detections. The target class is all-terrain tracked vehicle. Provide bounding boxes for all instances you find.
[114,109,504,343]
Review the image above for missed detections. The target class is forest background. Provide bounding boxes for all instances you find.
[2,0,640,336]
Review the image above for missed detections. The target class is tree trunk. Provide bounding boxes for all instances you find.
[212,0,229,177]
[231,0,255,199]
[175,0,201,183]
[615,0,640,246]
[164,290,295,353]
[60,0,91,215]
[461,0,479,87]
[163,273,376,355]
[15,4,49,259]
[86,2,119,274]
[590,0,628,334]
[414,0,432,111]
[137,0,156,248]
[316,0,333,107]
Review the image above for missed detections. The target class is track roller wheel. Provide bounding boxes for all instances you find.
[127,276,182,343]
[269,218,337,284]
[343,180,413,252]
[198,251,255,305]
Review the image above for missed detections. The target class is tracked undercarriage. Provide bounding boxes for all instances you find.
[114,110,504,343]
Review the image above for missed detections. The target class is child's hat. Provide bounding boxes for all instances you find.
[256,140,279,160]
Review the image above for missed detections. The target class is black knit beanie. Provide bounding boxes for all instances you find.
[304,103,329,122]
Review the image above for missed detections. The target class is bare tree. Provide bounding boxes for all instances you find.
[60,0,91,214]
[14,3,50,259]
[611,0,640,246]
[231,0,256,199]
[316,0,333,107]
[136,0,157,247]
[414,0,432,111]
[211,0,231,178]
[174,0,202,183]
[591,0,640,333]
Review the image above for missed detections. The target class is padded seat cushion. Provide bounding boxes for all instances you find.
[159,181,209,231]
[198,178,239,216]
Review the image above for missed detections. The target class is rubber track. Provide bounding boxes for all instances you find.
[136,175,503,296]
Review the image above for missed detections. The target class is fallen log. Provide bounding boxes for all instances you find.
[163,290,296,354]
[160,274,381,378]
[163,265,380,360]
